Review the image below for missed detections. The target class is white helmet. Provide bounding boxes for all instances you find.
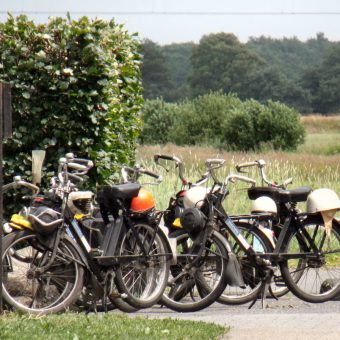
[252,196,277,214]
[68,191,94,215]
[306,188,340,213]
[183,186,208,209]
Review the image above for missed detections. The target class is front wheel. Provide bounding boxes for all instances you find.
[2,230,84,314]
[280,218,340,303]
[160,230,228,312]
[114,222,170,309]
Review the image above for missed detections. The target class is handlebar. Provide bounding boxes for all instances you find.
[3,176,40,194]
[235,159,266,172]
[59,154,93,177]
[66,172,84,183]
[205,159,226,185]
[235,159,292,189]
[205,159,225,168]
[154,154,186,183]
[224,173,256,186]
[121,165,163,185]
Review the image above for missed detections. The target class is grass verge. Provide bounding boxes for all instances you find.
[0,313,227,340]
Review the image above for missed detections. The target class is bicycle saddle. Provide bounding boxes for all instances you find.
[248,186,312,203]
[98,183,141,201]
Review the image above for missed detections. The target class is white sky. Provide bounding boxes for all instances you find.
[1,0,340,45]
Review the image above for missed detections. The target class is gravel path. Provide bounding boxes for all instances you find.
[130,293,340,339]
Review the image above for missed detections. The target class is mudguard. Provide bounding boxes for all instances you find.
[159,224,176,264]
[212,230,246,288]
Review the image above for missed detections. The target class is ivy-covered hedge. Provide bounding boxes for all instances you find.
[0,14,142,186]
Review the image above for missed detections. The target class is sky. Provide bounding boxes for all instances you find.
[1,0,340,45]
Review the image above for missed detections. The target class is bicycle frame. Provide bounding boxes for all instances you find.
[216,203,336,271]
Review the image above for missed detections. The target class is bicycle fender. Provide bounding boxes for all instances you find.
[63,234,90,269]
[159,224,177,265]
[212,230,246,288]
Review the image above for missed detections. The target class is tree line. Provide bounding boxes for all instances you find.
[141,32,340,114]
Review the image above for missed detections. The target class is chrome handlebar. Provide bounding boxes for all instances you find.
[236,159,292,189]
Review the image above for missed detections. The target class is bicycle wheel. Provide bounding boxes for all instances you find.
[280,218,340,303]
[160,230,228,312]
[2,230,84,314]
[218,222,288,305]
[114,222,170,309]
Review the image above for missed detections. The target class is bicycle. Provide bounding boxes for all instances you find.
[1,153,172,314]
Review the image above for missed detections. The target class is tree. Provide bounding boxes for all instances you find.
[314,44,340,113]
[189,33,268,99]
[162,42,194,101]
[140,39,172,100]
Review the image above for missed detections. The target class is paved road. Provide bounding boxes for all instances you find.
[130,294,340,339]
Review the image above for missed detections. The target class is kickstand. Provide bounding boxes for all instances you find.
[248,270,274,309]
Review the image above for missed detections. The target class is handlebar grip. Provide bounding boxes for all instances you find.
[226,174,256,186]
[235,161,260,172]
[73,158,94,167]
[67,162,88,171]
[67,173,84,183]
[62,154,94,168]
[154,154,175,162]
[154,154,183,166]
[140,169,163,183]
[205,158,225,166]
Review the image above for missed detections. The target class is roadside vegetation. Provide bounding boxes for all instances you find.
[0,313,226,340]
[140,93,305,151]
[137,115,340,215]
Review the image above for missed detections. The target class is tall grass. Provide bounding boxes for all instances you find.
[302,115,340,133]
[136,115,339,216]
[137,144,340,216]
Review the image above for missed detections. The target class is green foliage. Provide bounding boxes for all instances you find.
[308,44,340,113]
[139,98,178,144]
[141,93,305,151]
[140,33,340,113]
[171,92,241,146]
[189,33,267,100]
[140,39,172,100]
[0,313,226,340]
[221,100,305,151]
[247,34,332,82]
[162,42,194,101]
[0,14,143,186]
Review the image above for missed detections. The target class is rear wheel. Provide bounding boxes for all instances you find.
[280,218,340,303]
[2,230,84,314]
[218,222,288,305]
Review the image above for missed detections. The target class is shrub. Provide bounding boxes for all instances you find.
[141,92,305,151]
[139,98,177,144]
[171,92,241,146]
[0,14,142,186]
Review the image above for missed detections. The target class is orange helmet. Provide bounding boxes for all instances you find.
[130,188,155,212]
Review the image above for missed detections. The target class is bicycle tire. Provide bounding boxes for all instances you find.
[218,222,288,305]
[114,222,170,309]
[2,230,84,314]
[160,230,228,312]
[280,217,340,303]
[110,297,139,313]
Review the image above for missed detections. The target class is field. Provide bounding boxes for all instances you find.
[136,115,340,216]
